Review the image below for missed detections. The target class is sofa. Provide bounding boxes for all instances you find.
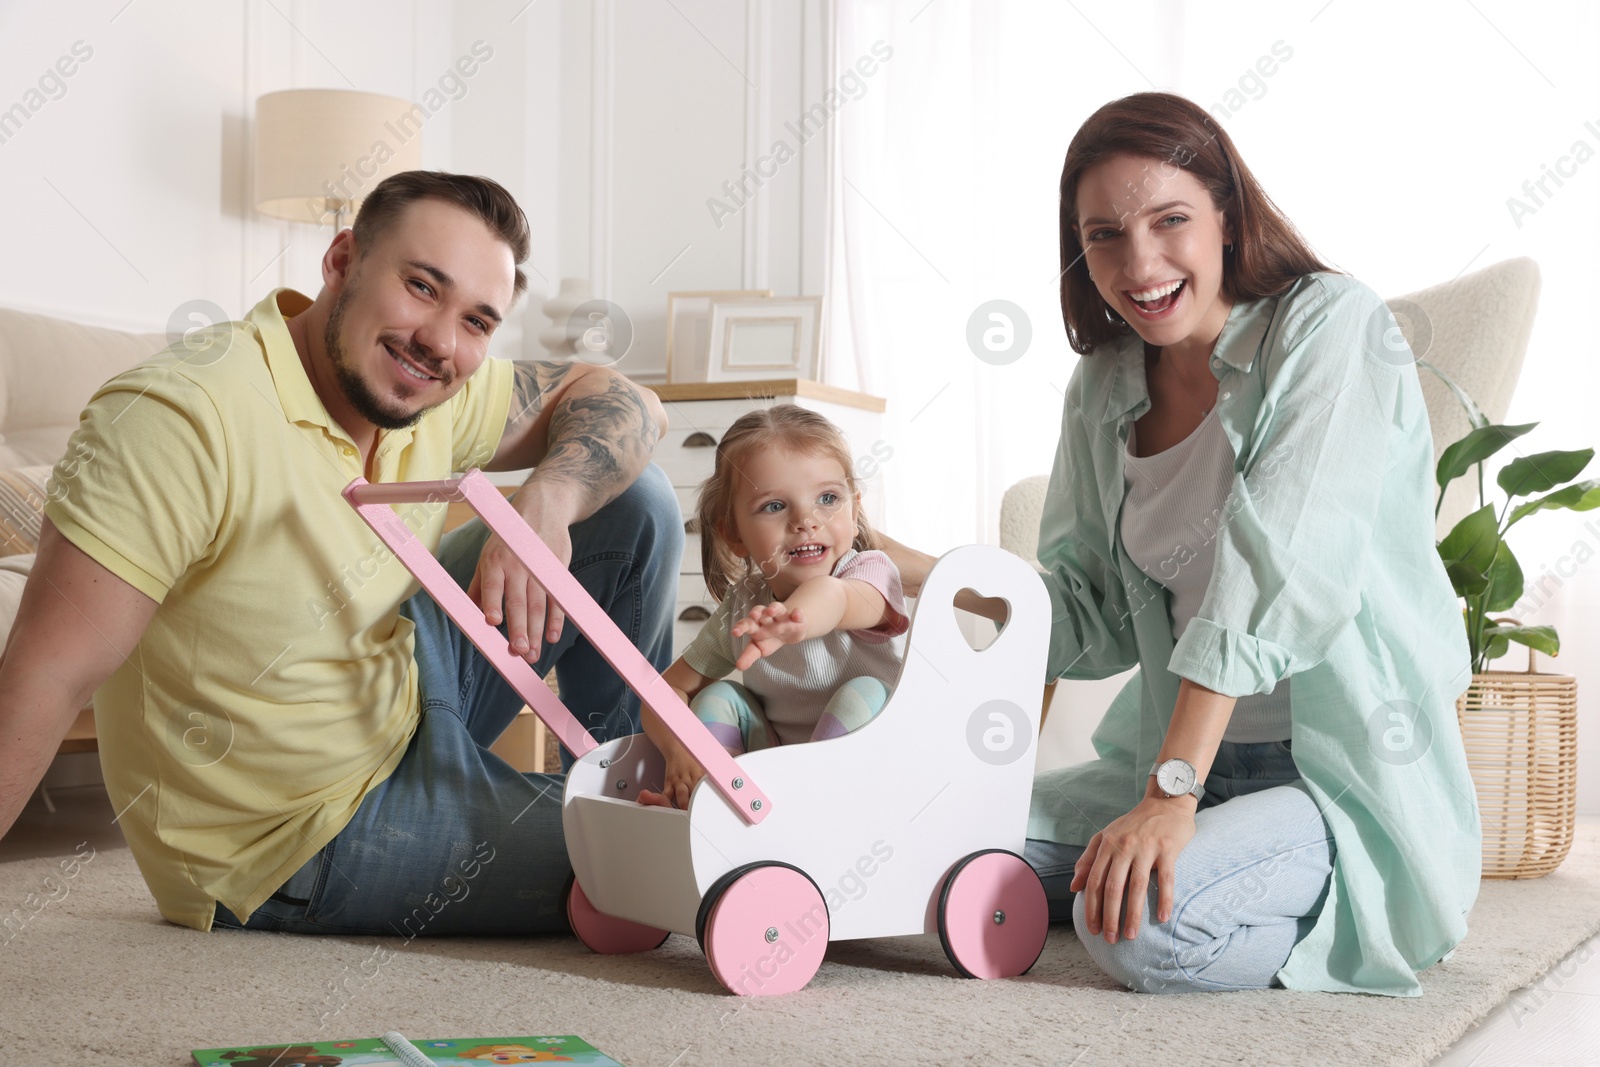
[0,305,167,650]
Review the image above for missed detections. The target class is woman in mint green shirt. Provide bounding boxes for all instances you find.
[897,92,1479,996]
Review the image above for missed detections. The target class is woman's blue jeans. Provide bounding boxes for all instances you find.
[1024,740,1336,993]
[211,464,681,936]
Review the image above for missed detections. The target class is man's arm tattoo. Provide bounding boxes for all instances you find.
[504,360,572,442]
[539,373,660,505]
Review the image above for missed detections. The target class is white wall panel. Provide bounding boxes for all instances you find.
[0,0,830,378]
[0,2,246,330]
[0,0,438,333]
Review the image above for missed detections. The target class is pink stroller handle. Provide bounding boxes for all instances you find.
[343,469,771,825]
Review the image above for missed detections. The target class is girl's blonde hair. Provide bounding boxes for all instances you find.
[697,404,879,600]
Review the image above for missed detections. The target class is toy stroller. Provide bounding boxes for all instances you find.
[346,469,1052,996]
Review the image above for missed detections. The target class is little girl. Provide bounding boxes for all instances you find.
[637,405,908,809]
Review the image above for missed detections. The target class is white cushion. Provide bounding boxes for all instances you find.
[0,552,34,651]
[0,304,167,648]
[0,304,167,468]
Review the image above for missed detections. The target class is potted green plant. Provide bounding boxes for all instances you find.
[1429,364,1594,877]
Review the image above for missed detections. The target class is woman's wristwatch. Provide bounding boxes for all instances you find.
[1150,757,1205,801]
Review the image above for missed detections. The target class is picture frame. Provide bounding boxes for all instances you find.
[704,296,823,383]
[664,290,772,383]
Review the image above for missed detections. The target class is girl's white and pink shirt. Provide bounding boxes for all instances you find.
[680,548,909,745]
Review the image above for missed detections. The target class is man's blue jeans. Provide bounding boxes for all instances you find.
[211,464,681,936]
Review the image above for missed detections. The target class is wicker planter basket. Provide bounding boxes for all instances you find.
[1454,645,1578,879]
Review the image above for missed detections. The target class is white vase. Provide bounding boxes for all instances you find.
[539,278,592,358]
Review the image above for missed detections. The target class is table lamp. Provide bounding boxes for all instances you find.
[254,88,424,230]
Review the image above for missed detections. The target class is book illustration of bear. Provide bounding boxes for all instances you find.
[218,1047,344,1067]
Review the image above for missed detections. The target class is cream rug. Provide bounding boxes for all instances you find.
[3,819,1596,1067]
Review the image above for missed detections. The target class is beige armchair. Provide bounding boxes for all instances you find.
[1398,257,1541,537]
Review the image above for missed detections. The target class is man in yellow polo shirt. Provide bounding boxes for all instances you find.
[0,172,680,934]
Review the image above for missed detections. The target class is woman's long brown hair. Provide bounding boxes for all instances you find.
[1059,91,1333,355]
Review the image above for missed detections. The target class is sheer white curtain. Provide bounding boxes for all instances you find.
[829,0,1172,551]
[830,0,1600,808]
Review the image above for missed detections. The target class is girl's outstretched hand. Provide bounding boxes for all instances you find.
[731,602,808,670]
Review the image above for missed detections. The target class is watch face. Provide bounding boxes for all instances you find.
[1157,759,1196,795]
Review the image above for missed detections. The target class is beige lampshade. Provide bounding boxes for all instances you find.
[254,88,425,225]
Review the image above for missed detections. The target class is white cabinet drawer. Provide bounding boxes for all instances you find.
[673,619,705,660]
[657,397,884,482]
[656,427,723,487]
[674,577,718,634]
[678,574,716,605]
[675,602,714,628]
[660,397,792,428]
[675,487,700,522]
[682,531,702,575]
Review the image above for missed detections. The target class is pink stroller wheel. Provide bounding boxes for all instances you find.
[701,863,829,996]
[564,876,671,954]
[937,849,1048,979]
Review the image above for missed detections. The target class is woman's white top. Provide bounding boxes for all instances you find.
[1119,404,1292,743]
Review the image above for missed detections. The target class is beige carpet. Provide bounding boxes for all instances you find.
[2,819,1597,1067]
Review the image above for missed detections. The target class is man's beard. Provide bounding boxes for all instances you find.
[324,285,445,432]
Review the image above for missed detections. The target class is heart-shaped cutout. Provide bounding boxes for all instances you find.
[953,587,1011,652]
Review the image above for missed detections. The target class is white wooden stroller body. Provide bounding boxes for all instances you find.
[346,470,1052,996]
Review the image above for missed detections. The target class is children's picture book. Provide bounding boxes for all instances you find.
[189,1033,625,1066]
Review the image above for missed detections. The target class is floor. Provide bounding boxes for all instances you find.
[1431,929,1600,1066]
[7,783,1600,1065]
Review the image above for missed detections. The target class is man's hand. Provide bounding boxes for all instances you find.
[465,488,577,663]
[731,602,809,670]
[472,361,664,664]
[465,523,569,662]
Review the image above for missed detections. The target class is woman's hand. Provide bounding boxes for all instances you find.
[1071,796,1197,942]
[874,532,935,598]
[1072,680,1231,941]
